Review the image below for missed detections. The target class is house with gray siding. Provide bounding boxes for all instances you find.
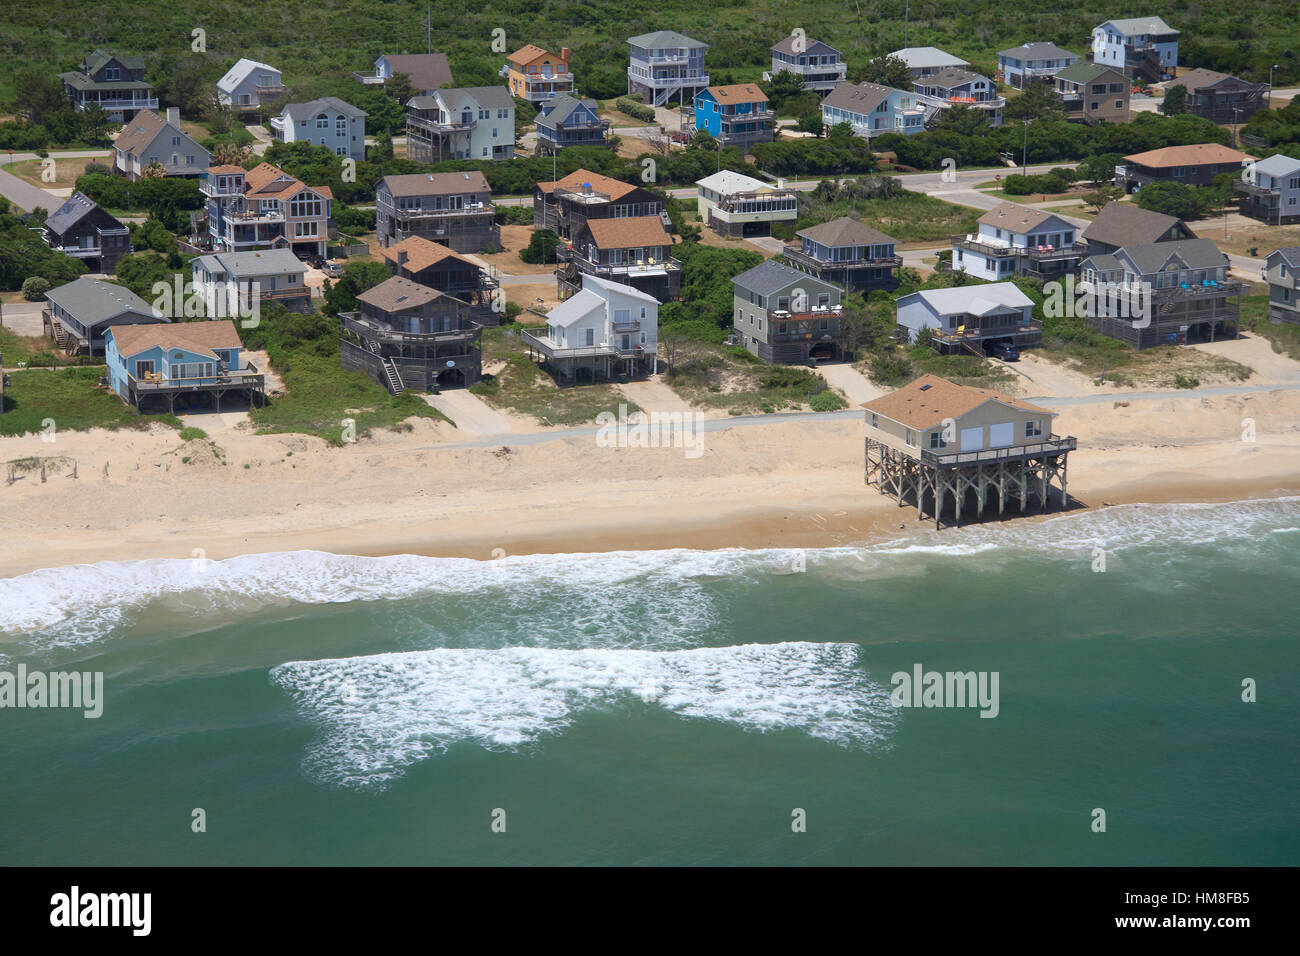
[1234,153,1300,225]
[895,284,1039,353]
[376,171,499,252]
[768,35,846,95]
[731,259,845,364]
[406,87,514,162]
[997,42,1080,90]
[42,276,167,356]
[217,59,285,112]
[1090,17,1179,83]
[627,30,709,108]
[60,49,157,122]
[114,108,210,180]
[43,192,130,275]
[1262,247,1300,325]
[784,217,901,292]
[535,94,609,155]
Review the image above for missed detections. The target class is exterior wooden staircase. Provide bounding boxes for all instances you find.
[381,356,404,395]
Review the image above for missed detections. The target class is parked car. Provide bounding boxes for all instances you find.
[987,342,1020,361]
[321,260,344,278]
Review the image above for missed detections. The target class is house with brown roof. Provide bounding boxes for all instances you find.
[380,236,501,325]
[1170,69,1267,125]
[375,171,498,252]
[1115,143,1254,193]
[197,162,333,258]
[913,68,1005,127]
[951,202,1084,280]
[693,84,774,148]
[114,107,210,180]
[502,45,574,104]
[340,276,482,392]
[1081,202,1197,256]
[784,217,901,291]
[105,320,262,413]
[863,374,1075,526]
[357,53,454,93]
[533,168,666,241]
[557,214,680,302]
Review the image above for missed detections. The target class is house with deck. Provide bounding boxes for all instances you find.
[375,171,498,252]
[820,82,926,139]
[693,84,774,148]
[863,374,1074,527]
[42,192,130,275]
[1115,143,1254,192]
[113,108,210,181]
[1263,247,1300,325]
[951,203,1083,281]
[1078,238,1240,348]
[1054,62,1131,124]
[502,45,574,104]
[217,59,284,112]
[535,94,610,155]
[627,30,709,108]
[914,69,1004,127]
[340,276,481,393]
[379,236,500,326]
[784,217,901,292]
[198,162,333,259]
[533,169,666,241]
[59,49,157,123]
[895,284,1040,353]
[768,35,847,94]
[997,43,1080,90]
[1172,69,1267,125]
[731,259,845,364]
[42,277,166,357]
[270,97,367,161]
[105,320,263,413]
[1090,17,1179,83]
[1235,153,1300,225]
[405,86,514,162]
[191,249,310,317]
[557,214,679,303]
[355,53,454,93]
[523,274,658,381]
[1081,202,1197,256]
[696,170,798,238]
[889,47,969,80]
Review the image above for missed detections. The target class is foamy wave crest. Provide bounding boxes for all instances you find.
[270,642,895,791]
[0,547,791,645]
[860,496,1300,559]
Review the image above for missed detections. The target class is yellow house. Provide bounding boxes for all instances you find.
[504,45,574,104]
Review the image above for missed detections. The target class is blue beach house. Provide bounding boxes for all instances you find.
[693,84,774,149]
[105,320,265,414]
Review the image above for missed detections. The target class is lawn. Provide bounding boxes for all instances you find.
[796,191,980,244]
[249,347,446,444]
[2,156,106,190]
[1240,293,1300,360]
[471,326,644,426]
[0,366,179,436]
[663,342,848,414]
[861,346,1019,391]
[0,325,59,365]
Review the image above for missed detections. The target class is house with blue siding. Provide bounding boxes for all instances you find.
[693,84,774,148]
[270,97,368,161]
[535,94,610,155]
[105,320,264,414]
[821,82,926,140]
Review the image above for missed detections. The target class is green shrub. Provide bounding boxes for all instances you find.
[178,427,207,441]
[519,229,560,264]
[809,390,847,411]
[1173,372,1200,389]
[616,97,655,123]
[21,276,50,301]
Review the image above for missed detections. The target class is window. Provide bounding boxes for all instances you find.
[870,413,878,429]
[904,428,916,447]
[134,359,155,378]
[336,116,347,136]
[482,147,489,157]
[172,136,180,145]
[335,146,346,156]
[1090,102,1099,111]
[1025,419,1043,438]
[1115,100,1124,109]
[929,431,947,449]
[316,113,328,129]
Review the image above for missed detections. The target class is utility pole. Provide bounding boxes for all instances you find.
[1232,106,1241,149]
[421,1,432,55]
[904,1,910,49]
[1022,119,1028,176]
[1269,64,1278,108]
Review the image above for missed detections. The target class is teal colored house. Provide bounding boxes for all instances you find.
[693,84,773,148]
[105,320,264,414]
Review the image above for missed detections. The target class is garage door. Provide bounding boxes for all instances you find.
[989,422,1014,448]
[960,427,984,452]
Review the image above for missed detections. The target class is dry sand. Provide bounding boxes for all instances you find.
[1,386,1298,577]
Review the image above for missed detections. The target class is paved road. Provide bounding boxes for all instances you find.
[0,301,47,337]
[0,149,113,211]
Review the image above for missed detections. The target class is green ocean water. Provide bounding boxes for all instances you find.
[0,498,1296,866]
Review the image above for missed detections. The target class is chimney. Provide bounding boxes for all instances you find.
[397,250,408,269]
[561,48,570,65]
[166,106,180,127]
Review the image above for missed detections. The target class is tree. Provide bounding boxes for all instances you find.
[211,142,252,167]
[519,228,560,264]
[21,276,51,301]
[1133,180,1207,219]
[13,69,69,124]
[322,261,390,316]
[386,73,416,109]
[1077,152,1125,185]
[141,161,168,179]
[78,103,112,145]
[852,55,912,91]
[1004,80,1065,123]
[797,113,824,136]
[1083,185,1123,212]
[1161,84,1187,115]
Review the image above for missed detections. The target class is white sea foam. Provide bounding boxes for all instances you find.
[270,642,895,790]
[3,496,1296,643]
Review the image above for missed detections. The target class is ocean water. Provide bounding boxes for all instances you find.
[1,498,1297,865]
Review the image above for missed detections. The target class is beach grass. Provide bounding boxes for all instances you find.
[250,348,446,445]
[0,366,178,436]
[473,327,642,426]
[1241,293,1300,361]
[664,343,848,414]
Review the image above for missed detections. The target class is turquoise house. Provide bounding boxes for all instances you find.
[692,84,773,148]
[105,320,264,414]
